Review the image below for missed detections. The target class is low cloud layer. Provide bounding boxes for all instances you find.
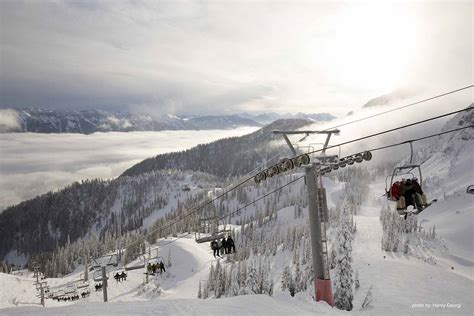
[0,127,258,210]
[0,109,20,131]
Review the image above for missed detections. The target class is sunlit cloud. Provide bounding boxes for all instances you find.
[0,1,471,116]
[293,89,473,164]
[0,109,21,131]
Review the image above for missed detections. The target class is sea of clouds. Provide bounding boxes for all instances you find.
[0,127,258,210]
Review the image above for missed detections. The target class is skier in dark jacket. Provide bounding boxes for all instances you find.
[411,178,427,212]
[211,240,220,258]
[411,178,423,195]
[226,236,236,254]
[221,237,228,254]
[159,261,166,274]
[404,179,415,208]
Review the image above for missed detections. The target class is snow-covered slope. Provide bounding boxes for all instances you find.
[1,105,472,315]
[2,170,472,315]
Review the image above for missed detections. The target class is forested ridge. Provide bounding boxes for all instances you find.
[0,119,310,263]
[121,119,310,178]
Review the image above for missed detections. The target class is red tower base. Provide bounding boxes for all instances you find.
[315,278,335,307]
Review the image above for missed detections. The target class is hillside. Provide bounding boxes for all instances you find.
[1,163,472,314]
[0,107,472,315]
[121,119,310,178]
[0,119,309,264]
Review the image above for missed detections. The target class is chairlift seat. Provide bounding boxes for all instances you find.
[125,263,145,271]
[467,185,474,194]
[195,230,231,244]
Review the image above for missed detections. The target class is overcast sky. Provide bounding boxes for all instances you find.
[0,0,472,116]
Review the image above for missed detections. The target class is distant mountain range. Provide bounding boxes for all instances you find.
[0,108,335,134]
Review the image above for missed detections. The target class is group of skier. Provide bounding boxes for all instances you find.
[54,294,80,302]
[94,283,103,291]
[113,271,128,282]
[210,236,235,258]
[388,177,429,214]
[146,261,166,275]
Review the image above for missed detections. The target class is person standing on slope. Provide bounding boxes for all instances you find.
[211,240,220,258]
[159,261,166,274]
[221,237,228,254]
[226,235,236,254]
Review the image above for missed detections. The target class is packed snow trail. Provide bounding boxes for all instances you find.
[157,236,217,299]
[0,294,340,316]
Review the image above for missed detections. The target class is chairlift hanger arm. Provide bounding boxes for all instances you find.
[272,130,340,135]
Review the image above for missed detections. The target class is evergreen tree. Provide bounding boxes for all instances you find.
[197,281,202,299]
[246,264,259,294]
[281,266,290,291]
[167,249,172,267]
[287,271,296,297]
[334,201,354,311]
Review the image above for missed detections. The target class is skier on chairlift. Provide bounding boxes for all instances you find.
[397,179,407,211]
[221,237,228,254]
[120,271,127,281]
[404,178,415,209]
[211,240,220,258]
[226,235,236,254]
[411,177,427,208]
[390,181,400,200]
[159,261,166,274]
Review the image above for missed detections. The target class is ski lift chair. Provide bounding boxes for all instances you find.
[195,216,232,244]
[386,142,431,217]
[76,280,89,289]
[92,269,109,282]
[65,286,77,296]
[147,256,165,266]
[467,185,474,194]
[385,170,416,200]
[387,165,423,213]
[143,255,165,275]
[124,255,146,271]
[195,230,231,244]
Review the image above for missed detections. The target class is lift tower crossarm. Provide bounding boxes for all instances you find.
[272,130,340,156]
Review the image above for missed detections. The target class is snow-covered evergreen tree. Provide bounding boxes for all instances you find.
[333,200,354,311]
[281,265,290,291]
[167,249,172,268]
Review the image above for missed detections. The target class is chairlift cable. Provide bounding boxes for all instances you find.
[320,85,473,132]
[154,175,306,248]
[117,102,474,258]
[368,124,474,153]
[304,107,473,156]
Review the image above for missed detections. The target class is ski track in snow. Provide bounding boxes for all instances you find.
[352,185,473,315]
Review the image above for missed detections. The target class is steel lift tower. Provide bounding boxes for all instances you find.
[273,129,339,306]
